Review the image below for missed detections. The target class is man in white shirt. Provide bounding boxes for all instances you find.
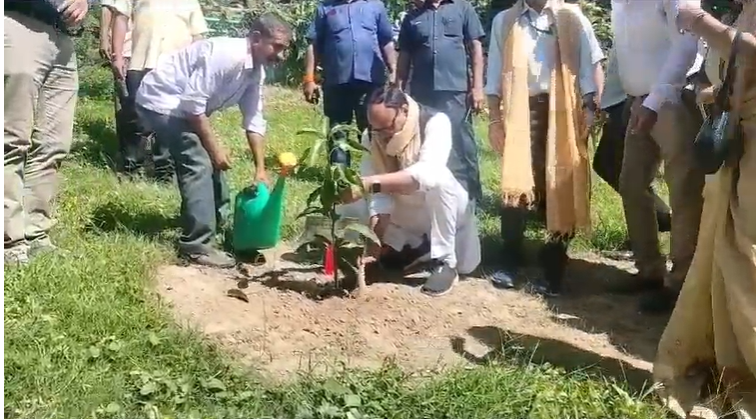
[342,85,482,297]
[108,0,208,182]
[135,14,292,267]
[485,0,604,295]
[593,47,673,249]
[611,0,705,313]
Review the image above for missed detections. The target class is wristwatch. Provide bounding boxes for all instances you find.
[370,181,382,194]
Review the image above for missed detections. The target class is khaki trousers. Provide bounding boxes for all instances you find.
[4,12,78,247]
[619,94,705,290]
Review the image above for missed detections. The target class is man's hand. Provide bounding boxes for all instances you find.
[210,147,231,171]
[340,184,364,204]
[60,0,89,27]
[111,57,127,81]
[488,120,505,154]
[303,82,320,104]
[254,168,270,187]
[676,2,707,32]
[629,101,659,136]
[470,87,486,112]
[99,41,111,61]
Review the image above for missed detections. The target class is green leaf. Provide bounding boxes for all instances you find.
[316,402,341,418]
[107,341,122,352]
[346,136,369,153]
[342,223,380,245]
[343,394,362,408]
[147,332,160,347]
[297,206,325,220]
[343,168,362,188]
[305,187,322,206]
[140,381,158,396]
[321,378,349,395]
[306,138,327,167]
[295,128,321,138]
[202,377,226,392]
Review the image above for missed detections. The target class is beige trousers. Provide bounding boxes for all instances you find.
[619,95,705,290]
[4,12,78,247]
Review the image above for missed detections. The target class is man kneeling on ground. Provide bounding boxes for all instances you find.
[342,85,482,297]
[134,13,292,267]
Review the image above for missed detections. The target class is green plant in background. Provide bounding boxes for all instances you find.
[294,119,380,294]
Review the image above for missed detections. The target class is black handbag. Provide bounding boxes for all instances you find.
[694,30,744,175]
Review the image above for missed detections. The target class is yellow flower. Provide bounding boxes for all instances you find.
[278,152,298,168]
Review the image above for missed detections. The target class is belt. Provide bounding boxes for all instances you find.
[6,8,83,37]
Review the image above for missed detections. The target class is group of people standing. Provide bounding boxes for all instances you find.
[4,0,756,415]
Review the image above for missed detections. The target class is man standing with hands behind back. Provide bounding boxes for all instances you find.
[303,0,397,166]
[397,0,487,204]
[611,0,706,313]
[5,0,89,264]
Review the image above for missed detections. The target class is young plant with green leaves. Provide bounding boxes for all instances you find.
[295,119,380,293]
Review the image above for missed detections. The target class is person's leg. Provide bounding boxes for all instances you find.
[617,96,667,292]
[322,83,355,166]
[125,69,162,179]
[135,68,174,183]
[492,95,549,289]
[642,98,705,313]
[420,169,471,296]
[353,82,380,133]
[139,109,234,267]
[429,91,483,204]
[3,13,52,264]
[21,29,78,258]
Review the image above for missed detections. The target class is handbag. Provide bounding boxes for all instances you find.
[693,30,744,175]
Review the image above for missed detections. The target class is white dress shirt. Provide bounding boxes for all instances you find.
[136,37,267,136]
[485,4,605,98]
[600,47,627,110]
[611,0,701,112]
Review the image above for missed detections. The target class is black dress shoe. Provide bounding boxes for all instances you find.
[535,241,569,297]
[491,269,516,289]
[640,288,679,314]
[491,244,522,289]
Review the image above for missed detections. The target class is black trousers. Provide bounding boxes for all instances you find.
[121,69,174,179]
[322,81,380,166]
[593,100,672,231]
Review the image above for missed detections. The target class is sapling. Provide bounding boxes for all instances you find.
[295,120,379,294]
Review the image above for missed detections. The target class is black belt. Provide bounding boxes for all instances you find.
[6,8,83,37]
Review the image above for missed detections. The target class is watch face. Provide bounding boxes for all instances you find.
[371,182,381,193]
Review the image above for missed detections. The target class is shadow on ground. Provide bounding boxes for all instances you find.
[72,117,119,170]
[451,325,654,394]
[86,201,179,240]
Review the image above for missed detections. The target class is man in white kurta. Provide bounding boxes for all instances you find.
[342,85,481,297]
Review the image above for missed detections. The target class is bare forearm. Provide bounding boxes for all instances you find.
[692,13,756,58]
[246,131,266,173]
[382,43,397,79]
[470,40,484,90]
[111,14,127,59]
[100,7,112,44]
[187,114,218,156]
[305,43,316,78]
[592,64,605,102]
[396,52,411,89]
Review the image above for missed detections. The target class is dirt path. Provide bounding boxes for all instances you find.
[156,248,665,387]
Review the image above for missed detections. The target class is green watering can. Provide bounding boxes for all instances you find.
[232,176,286,252]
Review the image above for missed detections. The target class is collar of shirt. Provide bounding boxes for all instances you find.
[422,0,455,9]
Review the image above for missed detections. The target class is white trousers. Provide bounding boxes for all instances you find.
[337,169,481,275]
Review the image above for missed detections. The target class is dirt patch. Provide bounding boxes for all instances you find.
[156,248,665,386]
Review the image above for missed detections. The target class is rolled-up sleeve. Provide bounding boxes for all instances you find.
[576,12,605,96]
[359,131,392,216]
[403,113,452,191]
[101,0,130,17]
[239,71,267,136]
[485,10,508,97]
[189,3,209,36]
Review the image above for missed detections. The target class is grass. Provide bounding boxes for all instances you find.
[5,68,670,418]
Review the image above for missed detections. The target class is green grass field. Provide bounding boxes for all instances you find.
[5,68,669,418]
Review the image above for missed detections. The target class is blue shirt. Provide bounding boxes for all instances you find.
[307,0,395,86]
[398,0,485,93]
